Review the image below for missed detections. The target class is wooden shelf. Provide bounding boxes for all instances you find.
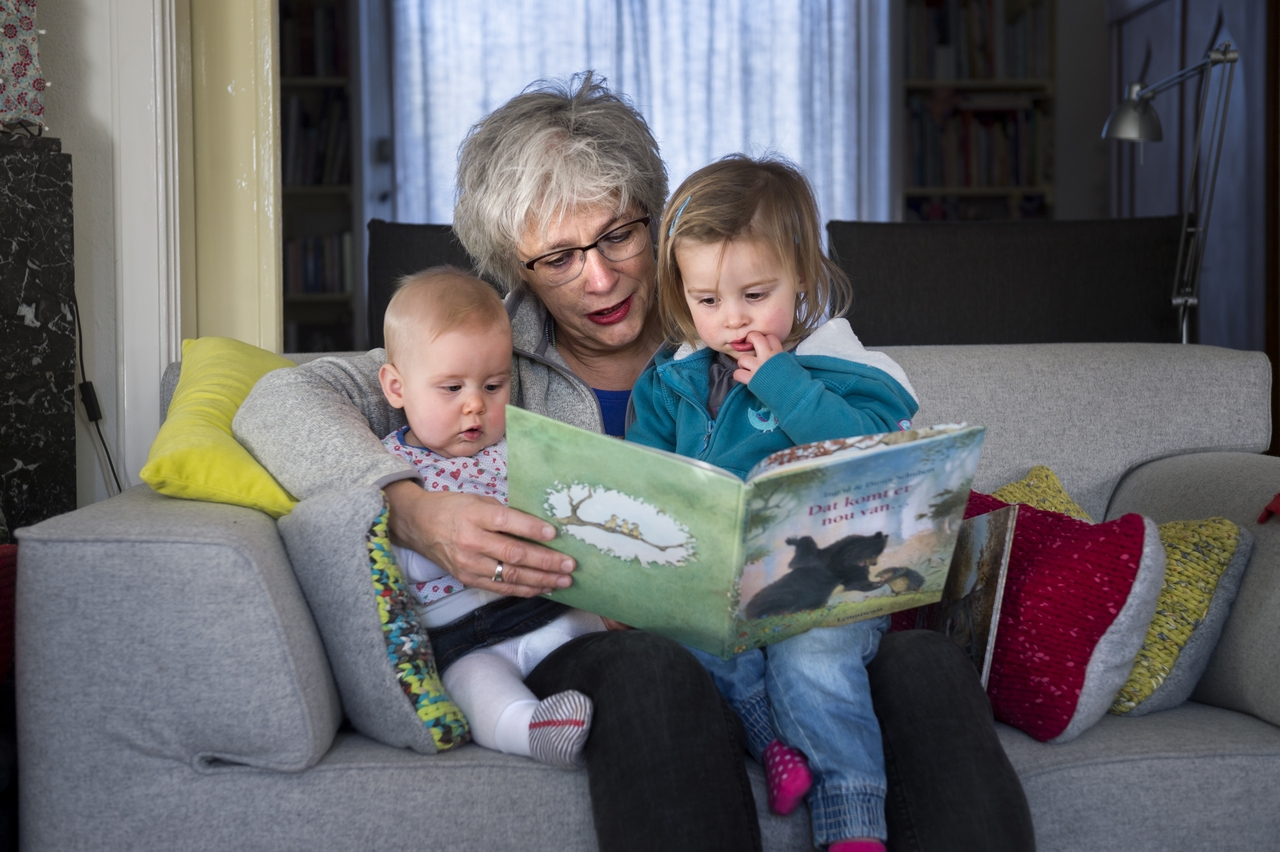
[902,0,1056,221]
[279,0,363,352]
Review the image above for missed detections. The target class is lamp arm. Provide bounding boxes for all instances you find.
[1137,57,1216,100]
[1167,47,1238,343]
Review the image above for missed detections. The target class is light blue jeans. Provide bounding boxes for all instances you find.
[689,616,890,845]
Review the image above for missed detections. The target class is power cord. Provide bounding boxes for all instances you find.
[69,299,123,495]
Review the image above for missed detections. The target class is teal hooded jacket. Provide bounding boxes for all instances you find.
[626,319,920,480]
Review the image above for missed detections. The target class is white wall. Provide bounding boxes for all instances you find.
[40,0,120,506]
[39,0,182,507]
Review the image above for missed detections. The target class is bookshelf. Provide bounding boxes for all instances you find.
[902,0,1055,221]
[279,0,363,352]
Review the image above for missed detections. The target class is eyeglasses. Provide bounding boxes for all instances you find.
[520,216,652,286]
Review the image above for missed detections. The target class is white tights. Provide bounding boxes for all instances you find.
[440,609,605,756]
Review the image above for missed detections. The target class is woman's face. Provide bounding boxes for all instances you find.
[515,205,657,356]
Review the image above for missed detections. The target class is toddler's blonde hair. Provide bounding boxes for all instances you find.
[657,155,851,348]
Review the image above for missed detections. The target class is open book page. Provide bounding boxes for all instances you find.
[730,424,986,654]
[931,505,1018,687]
[505,406,747,652]
[507,407,986,657]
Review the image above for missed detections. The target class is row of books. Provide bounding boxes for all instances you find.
[905,0,1052,81]
[283,231,354,296]
[279,0,349,78]
[282,94,350,186]
[906,94,1053,189]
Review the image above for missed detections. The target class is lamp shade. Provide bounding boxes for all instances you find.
[1102,82,1163,141]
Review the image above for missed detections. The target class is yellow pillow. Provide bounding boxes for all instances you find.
[991,465,1092,522]
[140,337,297,518]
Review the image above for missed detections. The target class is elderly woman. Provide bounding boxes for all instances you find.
[235,73,1033,852]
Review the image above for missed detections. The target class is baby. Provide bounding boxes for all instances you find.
[378,266,605,767]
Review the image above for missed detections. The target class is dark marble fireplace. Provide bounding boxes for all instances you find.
[0,134,74,533]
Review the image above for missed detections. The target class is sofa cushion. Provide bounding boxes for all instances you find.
[1110,519,1252,717]
[992,465,1092,521]
[996,701,1280,852]
[141,337,298,518]
[990,465,1253,718]
[278,485,469,754]
[1106,451,1280,729]
[965,492,1165,743]
[879,344,1271,522]
[15,486,341,771]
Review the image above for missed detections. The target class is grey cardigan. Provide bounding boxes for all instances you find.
[233,288,605,499]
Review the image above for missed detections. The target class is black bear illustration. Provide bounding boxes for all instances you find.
[745,532,888,619]
[876,566,926,595]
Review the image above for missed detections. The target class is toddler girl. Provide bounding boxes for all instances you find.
[380,267,605,768]
[626,156,920,851]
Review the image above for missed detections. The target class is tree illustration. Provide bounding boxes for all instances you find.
[544,482,695,567]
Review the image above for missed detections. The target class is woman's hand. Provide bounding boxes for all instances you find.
[733,330,785,384]
[384,480,576,597]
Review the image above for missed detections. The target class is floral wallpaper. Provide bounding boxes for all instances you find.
[0,0,43,129]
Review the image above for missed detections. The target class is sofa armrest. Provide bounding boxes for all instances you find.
[1106,451,1280,727]
[15,487,341,773]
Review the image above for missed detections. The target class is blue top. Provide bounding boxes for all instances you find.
[625,319,918,479]
[594,388,632,438]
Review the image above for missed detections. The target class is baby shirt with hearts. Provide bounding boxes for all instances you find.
[382,426,508,605]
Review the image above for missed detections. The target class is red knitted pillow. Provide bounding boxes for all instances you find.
[964,492,1165,742]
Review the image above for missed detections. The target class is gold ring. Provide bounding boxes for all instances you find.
[492,562,505,583]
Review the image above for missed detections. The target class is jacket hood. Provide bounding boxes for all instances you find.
[669,318,917,403]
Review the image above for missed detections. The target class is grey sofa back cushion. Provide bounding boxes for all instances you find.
[16,486,341,770]
[882,343,1271,521]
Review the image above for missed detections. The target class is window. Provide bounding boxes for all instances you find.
[391,0,895,226]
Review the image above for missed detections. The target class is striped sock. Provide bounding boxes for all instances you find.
[763,739,812,815]
[528,690,593,769]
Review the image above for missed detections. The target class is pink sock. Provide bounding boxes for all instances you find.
[828,841,885,852]
[762,739,812,815]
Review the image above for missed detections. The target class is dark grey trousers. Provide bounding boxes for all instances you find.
[870,630,1037,852]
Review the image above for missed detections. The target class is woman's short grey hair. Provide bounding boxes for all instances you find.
[453,71,668,294]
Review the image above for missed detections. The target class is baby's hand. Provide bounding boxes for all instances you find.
[733,331,784,384]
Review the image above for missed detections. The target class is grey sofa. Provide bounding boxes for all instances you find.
[16,342,1278,851]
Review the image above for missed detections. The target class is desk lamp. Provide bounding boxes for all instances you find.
[1102,42,1239,343]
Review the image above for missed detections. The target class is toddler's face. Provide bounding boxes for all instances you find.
[389,325,512,458]
[677,238,798,359]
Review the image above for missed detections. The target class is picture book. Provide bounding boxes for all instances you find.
[927,505,1017,687]
[505,406,986,659]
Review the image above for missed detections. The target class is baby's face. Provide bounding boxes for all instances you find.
[395,325,512,458]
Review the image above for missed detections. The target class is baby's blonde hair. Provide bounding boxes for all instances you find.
[656,155,852,348]
[383,266,510,364]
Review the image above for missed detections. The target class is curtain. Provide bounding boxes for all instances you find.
[391,0,895,227]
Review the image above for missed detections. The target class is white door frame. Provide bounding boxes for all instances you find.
[111,0,184,486]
